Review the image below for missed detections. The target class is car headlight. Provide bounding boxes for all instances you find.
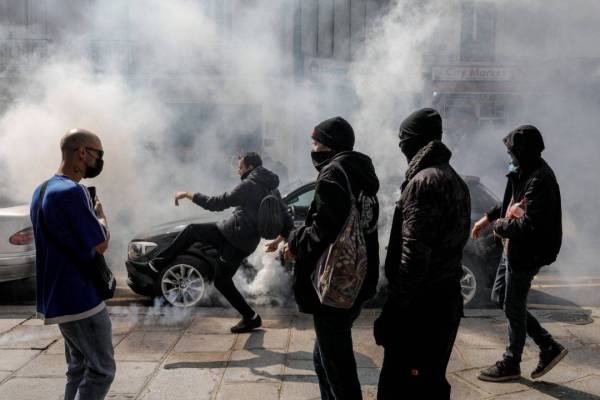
[128,241,158,260]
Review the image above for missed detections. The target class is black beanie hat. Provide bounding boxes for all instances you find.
[313,116,355,151]
[399,107,443,141]
[503,125,545,156]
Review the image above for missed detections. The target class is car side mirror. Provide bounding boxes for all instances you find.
[288,206,295,217]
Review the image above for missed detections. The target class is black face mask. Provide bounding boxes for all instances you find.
[399,136,425,163]
[84,157,104,179]
[311,150,336,171]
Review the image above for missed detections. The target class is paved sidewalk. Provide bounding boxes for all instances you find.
[0,306,599,399]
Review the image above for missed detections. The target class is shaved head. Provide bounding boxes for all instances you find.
[61,128,101,161]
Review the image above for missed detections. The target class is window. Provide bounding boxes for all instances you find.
[287,188,315,208]
[460,1,496,62]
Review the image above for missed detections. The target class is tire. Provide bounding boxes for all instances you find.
[462,259,492,308]
[154,255,212,307]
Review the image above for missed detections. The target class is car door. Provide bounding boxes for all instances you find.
[284,184,316,227]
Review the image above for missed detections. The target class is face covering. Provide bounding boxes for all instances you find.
[507,151,520,173]
[399,136,425,163]
[311,150,335,171]
[84,157,104,179]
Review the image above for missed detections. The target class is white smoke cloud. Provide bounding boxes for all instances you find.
[0,0,598,305]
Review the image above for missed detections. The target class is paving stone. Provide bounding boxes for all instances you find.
[565,375,600,396]
[217,382,280,400]
[455,318,507,348]
[447,347,470,373]
[354,343,383,368]
[567,322,600,345]
[459,346,507,368]
[0,325,61,349]
[175,334,235,353]
[284,359,316,377]
[288,329,315,360]
[234,329,290,350]
[522,358,587,384]
[164,351,230,371]
[45,334,125,355]
[223,349,285,383]
[492,388,557,399]
[358,367,380,397]
[0,349,41,371]
[15,354,66,377]
[139,365,221,400]
[188,317,241,334]
[0,371,11,382]
[448,375,488,399]
[0,318,24,334]
[560,346,600,375]
[0,377,65,400]
[110,361,158,395]
[132,314,193,332]
[281,376,320,400]
[457,369,532,396]
[115,331,180,361]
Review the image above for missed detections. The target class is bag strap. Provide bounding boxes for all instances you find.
[330,161,356,204]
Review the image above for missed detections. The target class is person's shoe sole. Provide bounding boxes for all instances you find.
[230,320,262,334]
[477,373,521,382]
[531,348,569,379]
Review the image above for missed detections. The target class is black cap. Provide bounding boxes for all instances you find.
[313,116,355,151]
[399,107,443,141]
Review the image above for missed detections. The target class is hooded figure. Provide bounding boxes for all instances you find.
[476,125,566,383]
[286,116,380,400]
[375,108,471,400]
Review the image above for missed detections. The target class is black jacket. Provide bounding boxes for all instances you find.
[288,151,380,314]
[384,141,471,309]
[193,166,294,254]
[487,158,562,269]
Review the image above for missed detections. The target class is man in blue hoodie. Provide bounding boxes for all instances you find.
[31,129,114,400]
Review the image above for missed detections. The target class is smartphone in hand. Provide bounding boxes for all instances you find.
[87,186,97,203]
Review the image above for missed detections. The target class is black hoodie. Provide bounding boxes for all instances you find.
[486,128,562,269]
[288,151,380,314]
[193,166,293,254]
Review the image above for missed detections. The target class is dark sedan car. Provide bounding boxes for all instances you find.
[126,176,502,307]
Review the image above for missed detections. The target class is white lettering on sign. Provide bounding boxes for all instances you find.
[432,66,514,81]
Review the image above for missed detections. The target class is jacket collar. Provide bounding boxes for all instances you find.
[405,140,452,182]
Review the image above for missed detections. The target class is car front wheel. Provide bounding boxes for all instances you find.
[461,264,477,306]
[155,255,210,307]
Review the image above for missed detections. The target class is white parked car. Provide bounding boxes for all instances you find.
[0,199,35,284]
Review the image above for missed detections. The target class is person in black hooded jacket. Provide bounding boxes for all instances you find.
[374,108,471,400]
[474,125,567,382]
[284,116,380,400]
[151,152,293,333]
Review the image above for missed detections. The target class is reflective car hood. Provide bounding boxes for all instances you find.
[132,211,229,241]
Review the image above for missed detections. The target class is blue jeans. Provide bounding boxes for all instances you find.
[58,308,116,400]
[492,256,553,364]
[313,307,363,400]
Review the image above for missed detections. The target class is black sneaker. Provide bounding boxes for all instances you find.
[230,314,262,333]
[478,359,521,382]
[531,343,568,379]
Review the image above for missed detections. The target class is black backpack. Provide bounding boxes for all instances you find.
[257,190,285,240]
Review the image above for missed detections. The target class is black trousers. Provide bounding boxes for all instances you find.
[313,307,363,400]
[377,283,463,400]
[155,223,255,319]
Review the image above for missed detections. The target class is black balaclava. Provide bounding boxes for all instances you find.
[311,116,355,171]
[398,108,443,162]
[503,124,545,172]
